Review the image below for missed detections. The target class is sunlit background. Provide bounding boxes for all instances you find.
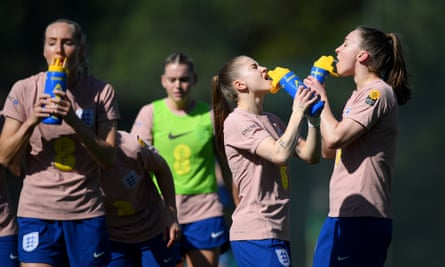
[1,0,443,266]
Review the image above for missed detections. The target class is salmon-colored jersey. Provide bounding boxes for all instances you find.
[0,112,17,237]
[224,108,291,241]
[328,80,398,218]
[100,131,169,243]
[2,72,120,220]
[0,167,16,237]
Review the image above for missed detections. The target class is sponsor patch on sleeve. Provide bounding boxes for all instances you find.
[365,89,380,106]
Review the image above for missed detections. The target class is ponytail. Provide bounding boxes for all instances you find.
[212,75,231,155]
[358,26,412,105]
[211,56,243,154]
[386,33,412,105]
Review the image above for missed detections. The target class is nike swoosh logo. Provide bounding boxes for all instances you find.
[163,257,173,263]
[10,254,18,260]
[337,256,350,261]
[168,131,192,140]
[211,231,224,238]
[93,251,105,258]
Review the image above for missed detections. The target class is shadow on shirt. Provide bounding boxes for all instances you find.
[339,194,383,218]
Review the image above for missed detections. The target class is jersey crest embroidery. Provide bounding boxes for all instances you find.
[275,248,291,266]
[121,170,140,189]
[76,108,95,127]
[23,232,39,252]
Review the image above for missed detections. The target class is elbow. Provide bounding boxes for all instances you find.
[7,164,22,177]
[272,153,291,166]
[0,156,22,176]
[300,151,321,164]
[322,150,335,159]
[323,135,341,151]
[307,155,321,164]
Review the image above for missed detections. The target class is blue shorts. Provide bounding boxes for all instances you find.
[231,239,291,267]
[312,217,392,267]
[0,235,19,267]
[18,216,111,266]
[108,233,181,267]
[180,216,229,254]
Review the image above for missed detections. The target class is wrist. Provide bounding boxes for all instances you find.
[307,117,320,128]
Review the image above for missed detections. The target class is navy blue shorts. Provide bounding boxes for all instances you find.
[0,235,19,267]
[231,239,291,267]
[18,216,111,266]
[312,217,392,267]
[108,233,181,267]
[180,216,229,254]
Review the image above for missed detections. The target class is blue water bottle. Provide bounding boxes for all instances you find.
[268,55,338,117]
[42,57,68,125]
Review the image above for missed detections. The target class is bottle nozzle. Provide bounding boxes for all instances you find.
[268,67,291,93]
[48,57,69,74]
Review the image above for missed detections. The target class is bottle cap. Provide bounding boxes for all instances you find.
[313,56,338,76]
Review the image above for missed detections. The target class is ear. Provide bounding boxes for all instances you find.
[160,74,167,87]
[233,79,247,91]
[357,50,369,63]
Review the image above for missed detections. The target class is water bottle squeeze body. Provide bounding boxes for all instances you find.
[42,57,68,125]
[268,55,338,117]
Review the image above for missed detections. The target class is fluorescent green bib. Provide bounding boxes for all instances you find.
[152,100,217,195]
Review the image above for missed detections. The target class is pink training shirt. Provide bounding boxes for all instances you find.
[0,112,17,237]
[100,131,169,243]
[2,72,120,220]
[328,79,398,218]
[224,108,291,241]
[0,167,16,237]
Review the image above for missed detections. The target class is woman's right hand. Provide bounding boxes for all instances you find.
[32,94,55,125]
[292,86,318,115]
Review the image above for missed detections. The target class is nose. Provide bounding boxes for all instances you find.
[173,79,181,88]
[260,65,267,73]
[335,45,341,54]
[55,41,64,55]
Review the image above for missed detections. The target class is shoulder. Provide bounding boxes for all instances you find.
[362,80,396,106]
[264,112,283,123]
[224,109,260,133]
[10,72,44,91]
[116,131,141,158]
[77,74,115,95]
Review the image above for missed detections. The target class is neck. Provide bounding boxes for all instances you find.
[165,97,195,114]
[238,94,264,114]
[354,68,380,91]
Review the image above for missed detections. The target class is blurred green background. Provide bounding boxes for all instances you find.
[1,0,443,266]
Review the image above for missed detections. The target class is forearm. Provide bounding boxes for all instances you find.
[0,117,36,167]
[156,172,177,214]
[68,116,117,169]
[319,100,340,149]
[273,111,304,163]
[296,121,321,164]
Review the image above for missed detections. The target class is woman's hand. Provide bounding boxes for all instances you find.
[49,90,77,124]
[292,86,319,115]
[303,76,327,101]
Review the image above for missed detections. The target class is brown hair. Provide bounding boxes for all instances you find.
[164,52,197,82]
[357,26,412,105]
[45,18,89,74]
[211,56,245,154]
